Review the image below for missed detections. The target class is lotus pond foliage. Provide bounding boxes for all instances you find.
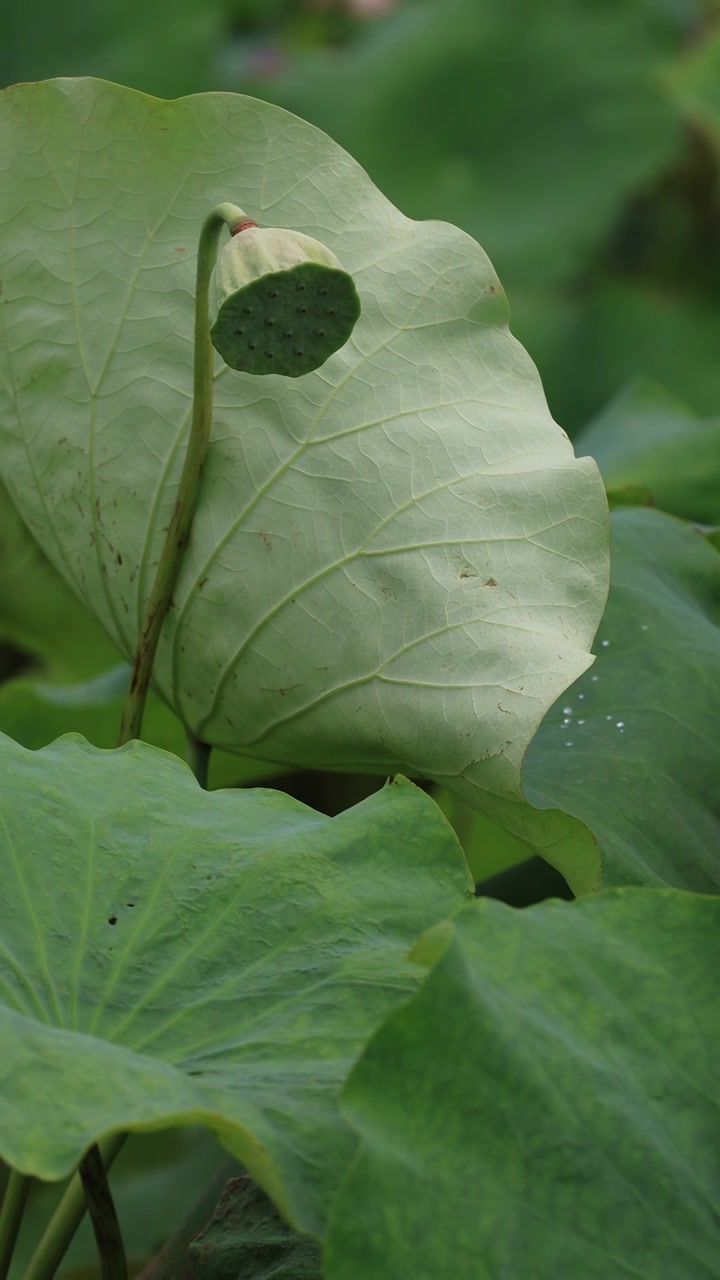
[0,22,718,1280]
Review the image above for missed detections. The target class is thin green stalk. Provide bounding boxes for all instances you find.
[78,1144,126,1280]
[23,1134,125,1280]
[119,202,245,747]
[0,1170,31,1280]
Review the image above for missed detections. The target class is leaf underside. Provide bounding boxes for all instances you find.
[0,79,609,890]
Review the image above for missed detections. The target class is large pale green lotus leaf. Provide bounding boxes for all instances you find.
[0,732,472,1234]
[0,79,609,892]
[326,890,720,1280]
[0,482,284,785]
[525,509,720,892]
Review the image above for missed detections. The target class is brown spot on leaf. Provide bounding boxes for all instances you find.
[484,577,497,587]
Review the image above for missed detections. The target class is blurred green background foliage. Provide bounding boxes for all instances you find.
[4,0,720,430]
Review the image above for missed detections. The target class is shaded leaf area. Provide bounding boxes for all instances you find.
[8,1130,228,1280]
[431,786,531,883]
[0,79,608,894]
[0,484,282,786]
[524,508,720,891]
[326,890,720,1280]
[474,854,573,909]
[189,1176,321,1280]
[0,481,117,678]
[0,665,286,790]
[242,0,679,291]
[606,484,655,511]
[576,379,720,524]
[0,733,472,1234]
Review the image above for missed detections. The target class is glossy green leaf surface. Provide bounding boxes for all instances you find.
[0,732,472,1233]
[576,380,720,524]
[0,79,609,891]
[525,508,720,891]
[326,890,720,1280]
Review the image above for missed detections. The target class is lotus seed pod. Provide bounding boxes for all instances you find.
[210,223,361,377]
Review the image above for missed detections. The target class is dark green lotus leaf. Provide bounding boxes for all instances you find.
[326,890,720,1280]
[0,732,472,1234]
[576,379,720,525]
[189,1176,322,1280]
[524,507,720,892]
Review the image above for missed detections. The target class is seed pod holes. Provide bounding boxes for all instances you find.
[210,224,360,376]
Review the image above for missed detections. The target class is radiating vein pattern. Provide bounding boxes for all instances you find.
[0,732,470,1232]
[0,79,608,865]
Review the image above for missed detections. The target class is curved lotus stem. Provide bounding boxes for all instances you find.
[118,202,244,748]
[118,206,360,753]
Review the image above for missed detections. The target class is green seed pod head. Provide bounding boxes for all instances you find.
[211,222,361,377]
